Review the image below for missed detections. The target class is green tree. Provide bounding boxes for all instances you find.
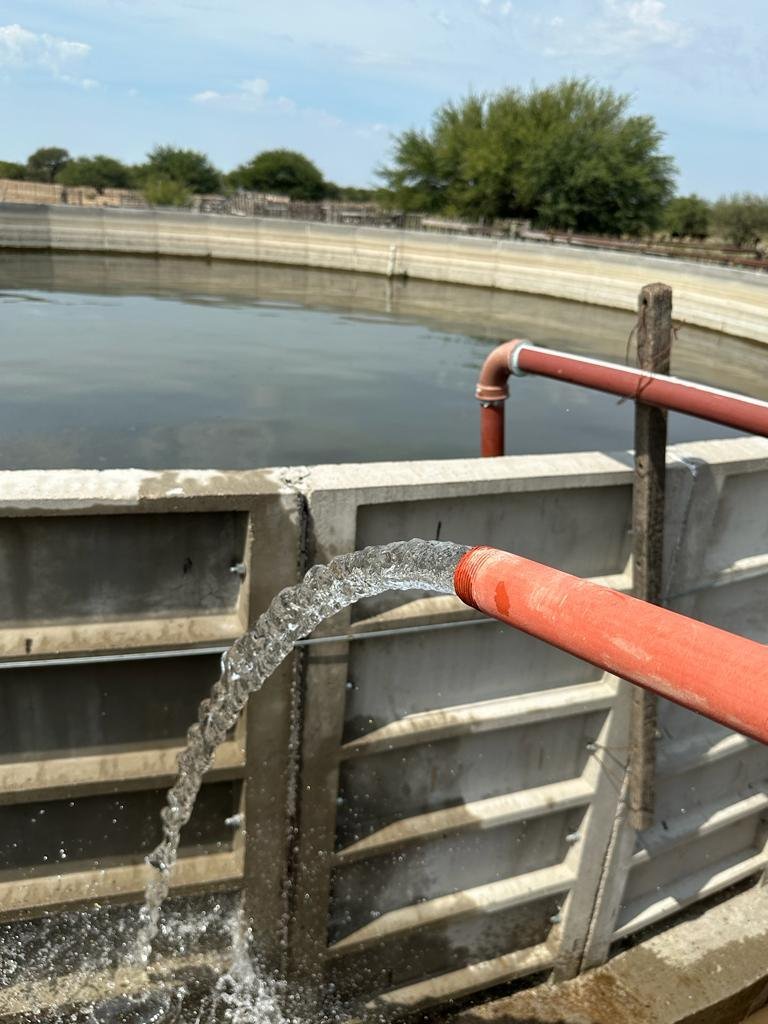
[26,147,70,183]
[380,80,676,234]
[229,149,327,200]
[332,185,377,202]
[0,160,25,180]
[142,176,192,207]
[711,193,768,248]
[662,195,710,238]
[138,146,220,194]
[56,155,132,191]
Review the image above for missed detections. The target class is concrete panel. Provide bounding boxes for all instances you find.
[654,743,768,824]
[330,808,580,941]
[0,511,247,625]
[703,470,768,574]
[336,713,602,845]
[624,817,759,906]
[344,625,598,734]
[329,897,558,1000]
[0,780,237,870]
[0,653,221,756]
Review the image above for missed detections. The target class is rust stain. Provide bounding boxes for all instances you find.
[494,580,510,617]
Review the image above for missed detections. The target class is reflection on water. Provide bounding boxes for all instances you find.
[0,252,763,471]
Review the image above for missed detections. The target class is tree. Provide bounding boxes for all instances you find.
[662,195,710,239]
[0,160,25,180]
[711,194,768,248]
[229,149,327,200]
[141,176,192,207]
[379,80,676,235]
[56,155,132,191]
[26,147,70,183]
[138,146,220,194]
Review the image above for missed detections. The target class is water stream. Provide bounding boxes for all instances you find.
[137,539,469,975]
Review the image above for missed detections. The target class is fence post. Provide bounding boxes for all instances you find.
[628,282,672,830]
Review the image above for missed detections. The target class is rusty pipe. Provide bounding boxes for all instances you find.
[476,340,526,457]
[476,340,768,456]
[454,546,768,744]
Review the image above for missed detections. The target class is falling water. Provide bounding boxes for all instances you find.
[137,539,469,965]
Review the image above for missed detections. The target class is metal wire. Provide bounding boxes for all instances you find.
[0,614,498,671]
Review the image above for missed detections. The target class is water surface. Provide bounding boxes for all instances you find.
[1,252,763,470]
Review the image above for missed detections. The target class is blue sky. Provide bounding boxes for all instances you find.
[1,1,766,196]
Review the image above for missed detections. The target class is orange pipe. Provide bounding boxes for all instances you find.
[476,340,768,456]
[476,340,524,457]
[454,546,768,743]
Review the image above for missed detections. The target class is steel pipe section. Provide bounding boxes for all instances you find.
[454,545,768,744]
[476,339,768,456]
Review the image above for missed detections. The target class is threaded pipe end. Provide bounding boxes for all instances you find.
[453,545,499,610]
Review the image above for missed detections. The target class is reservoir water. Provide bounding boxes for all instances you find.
[1,251,764,471]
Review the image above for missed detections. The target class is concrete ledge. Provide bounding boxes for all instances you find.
[2,204,768,345]
[452,884,768,1024]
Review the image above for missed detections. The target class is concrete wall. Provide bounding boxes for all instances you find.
[1,436,768,1016]
[2,203,768,344]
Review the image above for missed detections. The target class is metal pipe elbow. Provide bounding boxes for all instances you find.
[475,339,527,403]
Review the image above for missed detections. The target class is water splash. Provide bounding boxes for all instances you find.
[137,539,468,962]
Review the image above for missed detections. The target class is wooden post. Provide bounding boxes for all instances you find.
[629,283,672,830]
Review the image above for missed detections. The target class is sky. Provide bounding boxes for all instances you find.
[1,1,766,196]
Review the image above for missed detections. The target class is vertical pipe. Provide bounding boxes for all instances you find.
[480,401,505,457]
[629,283,672,830]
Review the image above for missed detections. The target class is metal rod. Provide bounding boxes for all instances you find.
[0,616,499,671]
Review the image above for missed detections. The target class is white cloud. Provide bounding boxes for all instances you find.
[241,77,269,99]
[192,78,276,108]
[542,0,690,57]
[606,0,689,47]
[0,23,90,72]
[356,121,390,139]
[192,88,222,102]
[0,23,99,89]
[191,78,343,129]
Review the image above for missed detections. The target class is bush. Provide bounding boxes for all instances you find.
[229,149,328,200]
[662,195,710,239]
[142,176,192,207]
[138,146,220,194]
[711,193,768,248]
[56,155,132,191]
[0,160,25,180]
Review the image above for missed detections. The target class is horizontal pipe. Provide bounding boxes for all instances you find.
[476,340,768,456]
[454,546,768,744]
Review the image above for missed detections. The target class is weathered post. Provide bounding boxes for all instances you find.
[629,282,672,830]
